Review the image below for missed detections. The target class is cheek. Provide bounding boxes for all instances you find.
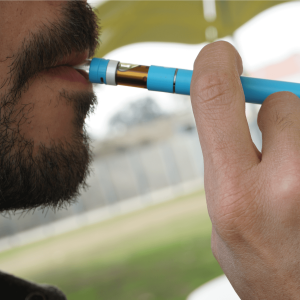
[15,80,75,148]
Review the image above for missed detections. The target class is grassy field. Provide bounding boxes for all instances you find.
[0,190,223,300]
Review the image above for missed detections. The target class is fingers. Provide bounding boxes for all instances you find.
[190,41,260,177]
[258,91,300,163]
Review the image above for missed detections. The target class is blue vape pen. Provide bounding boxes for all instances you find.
[74,58,300,105]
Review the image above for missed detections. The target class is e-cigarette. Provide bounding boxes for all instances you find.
[74,58,300,105]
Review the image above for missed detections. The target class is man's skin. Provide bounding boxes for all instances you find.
[0,1,100,211]
[0,1,299,298]
[191,41,300,299]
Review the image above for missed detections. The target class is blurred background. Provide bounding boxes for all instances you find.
[0,1,300,299]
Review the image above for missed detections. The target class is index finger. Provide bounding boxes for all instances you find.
[190,41,260,176]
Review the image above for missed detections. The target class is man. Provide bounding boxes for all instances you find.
[0,1,99,299]
[1,1,300,300]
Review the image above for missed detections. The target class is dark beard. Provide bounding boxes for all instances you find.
[0,2,100,212]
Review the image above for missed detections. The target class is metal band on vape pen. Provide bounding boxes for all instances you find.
[173,69,178,93]
[106,60,119,86]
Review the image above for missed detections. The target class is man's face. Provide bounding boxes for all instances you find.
[0,1,100,211]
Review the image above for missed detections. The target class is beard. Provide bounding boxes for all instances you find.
[0,1,100,212]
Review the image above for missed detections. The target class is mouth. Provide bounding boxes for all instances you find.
[55,50,90,68]
[42,66,90,85]
[41,50,91,85]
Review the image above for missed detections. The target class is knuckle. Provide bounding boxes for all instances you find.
[258,91,300,130]
[272,159,300,200]
[191,70,238,110]
[268,159,300,223]
[273,110,294,132]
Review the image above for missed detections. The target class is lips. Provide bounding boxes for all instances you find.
[54,50,90,68]
[42,65,89,85]
[41,50,91,85]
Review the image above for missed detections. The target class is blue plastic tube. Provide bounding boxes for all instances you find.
[86,58,300,105]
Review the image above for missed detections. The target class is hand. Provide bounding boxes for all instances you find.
[190,40,300,299]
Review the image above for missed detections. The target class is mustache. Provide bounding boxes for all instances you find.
[4,1,101,102]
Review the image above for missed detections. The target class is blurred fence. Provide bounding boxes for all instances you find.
[0,113,262,252]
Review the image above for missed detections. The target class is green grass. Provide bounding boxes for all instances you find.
[0,190,223,300]
[64,238,221,300]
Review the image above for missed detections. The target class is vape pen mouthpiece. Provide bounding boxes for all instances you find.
[73,59,92,73]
